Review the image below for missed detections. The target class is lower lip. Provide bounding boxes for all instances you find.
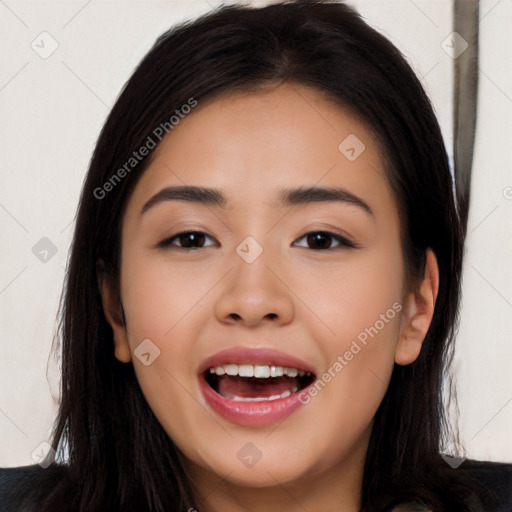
[199,376,311,427]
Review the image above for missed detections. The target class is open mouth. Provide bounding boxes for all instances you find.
[204,364,316,402]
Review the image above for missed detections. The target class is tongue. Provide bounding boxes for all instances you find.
[217,376,298,399]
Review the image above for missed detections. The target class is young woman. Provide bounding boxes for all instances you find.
[1,1,511,511]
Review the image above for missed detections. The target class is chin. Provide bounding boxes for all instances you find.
[185,436,324,489]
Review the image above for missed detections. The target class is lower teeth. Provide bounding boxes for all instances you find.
[231,387,298,402]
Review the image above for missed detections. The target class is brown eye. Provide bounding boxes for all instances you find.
[293,231,356,250]
[157,231,216,250]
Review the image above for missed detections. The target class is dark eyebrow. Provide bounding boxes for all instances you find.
[140,186,227,215]
[276,186,373,216]
[140,185,373,217]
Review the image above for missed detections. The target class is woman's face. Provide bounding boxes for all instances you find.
[102,83,435,497]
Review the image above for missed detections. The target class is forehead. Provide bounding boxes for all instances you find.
[124,83,396,221]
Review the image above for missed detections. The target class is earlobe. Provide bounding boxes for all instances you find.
[395,249,439,366]
[96,260,132,363]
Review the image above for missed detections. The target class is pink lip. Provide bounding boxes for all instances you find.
[198,347,316,427]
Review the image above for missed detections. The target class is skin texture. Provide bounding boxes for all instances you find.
[100,83,439,512]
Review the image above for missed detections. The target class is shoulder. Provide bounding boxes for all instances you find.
[383,458,512,512]
[453,457,512,483]
[0,464,70,512]
[434,459,512,512]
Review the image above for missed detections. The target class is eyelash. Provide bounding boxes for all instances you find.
[156,230,358,251]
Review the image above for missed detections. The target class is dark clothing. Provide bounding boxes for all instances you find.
[1,459,512,511]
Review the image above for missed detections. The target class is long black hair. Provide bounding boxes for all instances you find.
[40,1,468,510]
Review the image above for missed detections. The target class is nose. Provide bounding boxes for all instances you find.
[214,252,295,328]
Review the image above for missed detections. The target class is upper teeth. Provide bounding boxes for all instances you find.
[208,364,308,378]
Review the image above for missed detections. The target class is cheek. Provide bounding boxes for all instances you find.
[297,244,403,416]
[118,252,206,418]
[120,248,213,342]
[294,297,401,476]
[297,244,404,342]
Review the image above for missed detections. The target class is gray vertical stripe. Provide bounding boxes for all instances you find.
[453,0,480,237]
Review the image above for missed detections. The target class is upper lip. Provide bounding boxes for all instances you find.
[198,347,317,376]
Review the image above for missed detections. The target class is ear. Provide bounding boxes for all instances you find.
[395,248,439,366]
[96,260,132,363]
